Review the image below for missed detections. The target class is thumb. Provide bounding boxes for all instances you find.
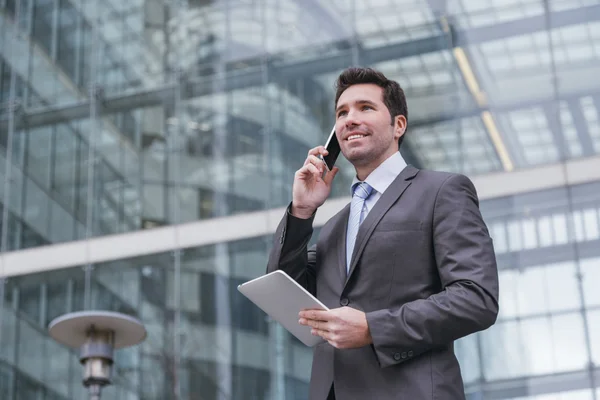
[323,166,339,186]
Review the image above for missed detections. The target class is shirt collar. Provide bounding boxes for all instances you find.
[351,152,407,195]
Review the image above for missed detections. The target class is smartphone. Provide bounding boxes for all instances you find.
[322,125,341,171]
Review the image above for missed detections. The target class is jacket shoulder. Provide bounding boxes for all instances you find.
[413,168,481,205]
[413,168,472,187]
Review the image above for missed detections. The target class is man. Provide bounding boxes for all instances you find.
[266,67,499,399]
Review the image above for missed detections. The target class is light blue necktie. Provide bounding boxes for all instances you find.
[346,182,374,274]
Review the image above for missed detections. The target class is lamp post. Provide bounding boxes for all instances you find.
[49,311,147,400]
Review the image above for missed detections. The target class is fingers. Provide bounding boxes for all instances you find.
[310,328,342,349]
[299,310,333,335]
[303,155,326,175]
[299,148,338,186]
[296,162,323,182]
[299,317,327,330]
[303,154,323,168]
[307,146,328,158]
[323,166,339,186]
[299,309,329,321]
[311,328,329,338]
[299,311,345,349]
[299,309,335,337]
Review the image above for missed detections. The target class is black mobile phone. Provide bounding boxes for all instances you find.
[322,125,341,171]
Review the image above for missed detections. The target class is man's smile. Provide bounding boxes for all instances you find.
[347,134,366,141]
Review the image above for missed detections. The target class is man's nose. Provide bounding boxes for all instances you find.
[344,109,361,127]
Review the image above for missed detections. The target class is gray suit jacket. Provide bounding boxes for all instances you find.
[266,165,499,399]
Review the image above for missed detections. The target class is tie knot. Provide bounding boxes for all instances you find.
[353,182,373,200]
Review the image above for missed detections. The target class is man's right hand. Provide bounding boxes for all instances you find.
[291,146,339,219]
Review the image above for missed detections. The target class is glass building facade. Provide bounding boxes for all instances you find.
[1,0,600,398]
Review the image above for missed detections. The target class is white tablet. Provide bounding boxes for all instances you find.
[238,270,329,347]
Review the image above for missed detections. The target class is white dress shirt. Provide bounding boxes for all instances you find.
[350,151,408,219]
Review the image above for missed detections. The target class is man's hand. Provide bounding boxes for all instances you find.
[299,307,372,349]
[291,146,339,219]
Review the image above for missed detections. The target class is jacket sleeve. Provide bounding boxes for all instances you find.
[266,203,318,296]
[365,174,500,368]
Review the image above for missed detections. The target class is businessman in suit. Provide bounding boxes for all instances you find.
[266,67,499,399]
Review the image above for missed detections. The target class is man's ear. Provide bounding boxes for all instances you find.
[394,115,407,141]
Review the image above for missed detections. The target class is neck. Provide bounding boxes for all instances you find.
[355,165,377,182]
[354,150,397,181]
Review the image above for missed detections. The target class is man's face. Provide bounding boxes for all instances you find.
[335,84,405,169]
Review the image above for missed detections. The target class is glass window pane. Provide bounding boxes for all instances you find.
[498,270,518,320]
[583,208,599,240]
[520,314,587,376]
[538,216,554,247]
[548,313,588,373]
[508,220,523,251]
[455,335,481,384]
[581,257,600,307]
[0,309,17,365]
[516,267,547,316]
[573,210,586,242]
[587,310,600,367]
[545,262,580,313]
[552,214,569,244]
[481,320,525,379]
[491,222,508,253]
[522,218,538,249]
[508,389,594,399]
[17,321,45,379]
[520,317,556,375]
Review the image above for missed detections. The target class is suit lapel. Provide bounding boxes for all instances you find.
[345,165,419,284]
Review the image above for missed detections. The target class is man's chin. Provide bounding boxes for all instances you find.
[345,152,373,167]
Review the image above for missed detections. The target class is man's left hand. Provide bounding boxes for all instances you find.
[299,307,372,349]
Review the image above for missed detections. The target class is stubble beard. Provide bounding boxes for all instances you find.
[344,133,395,169]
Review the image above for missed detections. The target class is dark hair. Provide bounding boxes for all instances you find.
[334,67,408,148]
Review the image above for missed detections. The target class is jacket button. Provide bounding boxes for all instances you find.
[393,353,401,361]
[340,298,349,306]
[401,352,407,359]
[408,351,414,357]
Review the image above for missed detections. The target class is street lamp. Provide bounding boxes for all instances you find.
[49,311,147,400]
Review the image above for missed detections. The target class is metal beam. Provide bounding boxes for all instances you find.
[415,85,600,130]
[496,238,600,271]
[568,98,596,157]
[454,3,600,45]
[7,74,600,140]
[543,102,568,161]
[1,4,599,132]
[592,96,600,151]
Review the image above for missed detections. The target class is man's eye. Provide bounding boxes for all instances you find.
[337,111,347,118]
[362,105,373,111]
